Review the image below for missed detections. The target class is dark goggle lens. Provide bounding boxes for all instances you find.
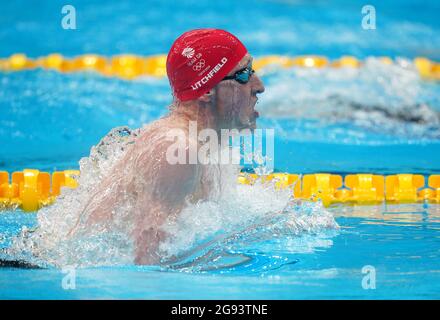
[221,62,254,84]
[236,71,250,83]
[236,67,254,84]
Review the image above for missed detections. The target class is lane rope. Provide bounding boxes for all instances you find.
[1,169,439,211]
[0,53,439,80]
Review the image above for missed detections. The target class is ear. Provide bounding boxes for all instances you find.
[197,89,215,103]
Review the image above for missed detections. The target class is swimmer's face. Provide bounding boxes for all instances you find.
[214,54,265,130]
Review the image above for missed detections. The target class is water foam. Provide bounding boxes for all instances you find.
[258,58,440,143]
[159,177,336,260]
[7,127,338,269]
[7,127,140,267]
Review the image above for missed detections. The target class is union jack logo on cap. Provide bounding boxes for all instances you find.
[181,47,195,59]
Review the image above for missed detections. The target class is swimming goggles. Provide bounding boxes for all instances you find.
[221,61,255,84]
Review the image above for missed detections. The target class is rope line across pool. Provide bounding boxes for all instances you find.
[0,169,439,211]
[0,53,439,80]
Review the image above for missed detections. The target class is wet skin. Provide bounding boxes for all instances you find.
[68,54,265,264]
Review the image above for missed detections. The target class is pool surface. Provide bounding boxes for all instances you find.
[1,0,440,299]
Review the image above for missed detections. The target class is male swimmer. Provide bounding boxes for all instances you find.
[68,29,265,264]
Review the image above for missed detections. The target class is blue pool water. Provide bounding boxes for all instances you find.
[1,0,440,299]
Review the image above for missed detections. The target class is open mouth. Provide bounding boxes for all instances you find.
[252,98,259,119]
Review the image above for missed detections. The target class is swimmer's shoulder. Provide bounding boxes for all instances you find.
[138,116,192,144]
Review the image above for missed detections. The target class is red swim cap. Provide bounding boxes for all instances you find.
[166,29,248,101]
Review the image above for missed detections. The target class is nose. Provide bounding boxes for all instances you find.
[251,73,265,95]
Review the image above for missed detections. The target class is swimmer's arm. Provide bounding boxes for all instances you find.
[66,173,125,236]
[133,140,201,264]
[139,138,200,209]
[68,137,200,236]
[67,143,139,235]
[133,163,199,265]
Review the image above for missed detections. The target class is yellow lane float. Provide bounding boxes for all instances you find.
[1,53,438,80]
[37,53,65,70]
[238,172,440,207]
[252,55,293,71]
[0,170,439,212]
[0,53,37,71]
[0,169,79,212]
[414,57,440,80]
[291,55,328,68]
[331,56,360,68]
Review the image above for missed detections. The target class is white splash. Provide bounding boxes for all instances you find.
[8,127,338,268]
[159,170,338,263]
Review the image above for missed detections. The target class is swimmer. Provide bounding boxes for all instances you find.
[67,29,265,264]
